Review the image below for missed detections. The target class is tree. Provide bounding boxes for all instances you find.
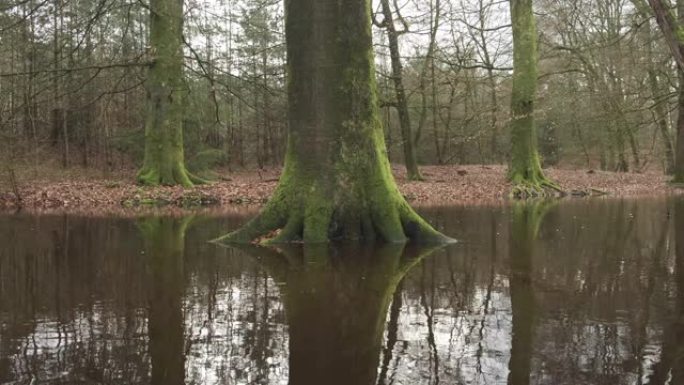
[375,0,423,181]
[642,0,684,182]
[137,0,203,187]
[217,0,451,244]
[508,0,558,197]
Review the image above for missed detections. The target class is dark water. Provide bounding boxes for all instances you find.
[0,198,683,385]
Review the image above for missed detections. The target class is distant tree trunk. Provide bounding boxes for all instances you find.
[677,68,684,182]
[217,0,450,244]
[137,0,201,186]
[635,6,676,172]
[678,0,684,182]
[508,0,557,196]
[377,0,423,180]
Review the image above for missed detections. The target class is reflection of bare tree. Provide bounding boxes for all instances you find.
[231,243,440,385]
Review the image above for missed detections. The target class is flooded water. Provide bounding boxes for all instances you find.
[0,198,682,385]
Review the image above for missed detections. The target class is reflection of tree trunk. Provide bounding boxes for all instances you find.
[675,199,684,383]
[139,217,189,385]
[233,243,438,385]
[508,203,549,385]
[420,260,440,383]
[649,200,684,384]
[378,280,403,385]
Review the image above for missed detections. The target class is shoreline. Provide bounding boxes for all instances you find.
[1,165,681,215]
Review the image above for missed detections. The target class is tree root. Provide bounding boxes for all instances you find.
[213,197,455,245]
[137,164,210,188]
[509,177,564,200]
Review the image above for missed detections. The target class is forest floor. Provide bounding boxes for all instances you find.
[0,164,681,214]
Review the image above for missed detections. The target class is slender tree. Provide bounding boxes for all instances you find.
[508,0,558,197]
[137,0,203,186]
[375,0,423,181]
[217,0,451,244]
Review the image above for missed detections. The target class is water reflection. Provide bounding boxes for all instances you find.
[237,244,437,385]
[140,217,190,385]
[508,203,548,385]
[0,198,683,384]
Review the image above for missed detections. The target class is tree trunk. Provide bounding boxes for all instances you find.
[641,12,676,173]
[645,0,684,181]
[677,0,684,182]
[508,0,557,196]
[217,0,450,244]
[137,0,200,187]
[378,0,423,180]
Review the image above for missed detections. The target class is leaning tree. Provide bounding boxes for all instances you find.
[217,0,451,244]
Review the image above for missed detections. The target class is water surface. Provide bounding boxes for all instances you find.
[0,198,682,385]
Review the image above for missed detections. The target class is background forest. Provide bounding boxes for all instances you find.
[0,0,679,177]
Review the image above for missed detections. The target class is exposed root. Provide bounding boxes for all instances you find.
[137,163,210,188]
[214,196,455,245]
[509,173,564,200]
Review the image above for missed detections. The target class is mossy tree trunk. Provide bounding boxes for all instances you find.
[137,0,201,187]
[508,0,558,197]
[376,0,423,181]
[217,0,450,244]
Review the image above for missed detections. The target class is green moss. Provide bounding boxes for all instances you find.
[137,0,199,188]
[508,0,559,198]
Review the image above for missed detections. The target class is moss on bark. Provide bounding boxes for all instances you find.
[508,0,560,198]
[217,0,451,244]
[137,0,203,187]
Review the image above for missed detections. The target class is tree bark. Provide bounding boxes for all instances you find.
[137,0,200,187]
[508,0,557,196]
[217,0,450,244]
